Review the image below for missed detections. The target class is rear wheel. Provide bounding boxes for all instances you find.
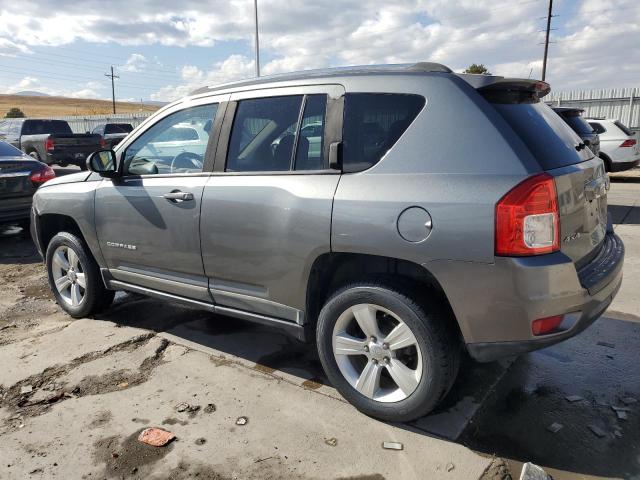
[316,281,460,422]
[46,232,114,318]
[28,151,41,162]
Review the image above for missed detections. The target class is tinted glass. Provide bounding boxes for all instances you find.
[342,94,425,172]
[589,122,606,134]
[22,120,72,135]
[105,123,133,134]
[492,102,593,169]
[295,95,326,171]
[0,141,23,156]
[614,121,633,136]
[123,103,217,175]
[226,96,303,172]
[562,114,594,135]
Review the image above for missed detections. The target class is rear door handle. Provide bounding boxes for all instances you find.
[163,191,194,202]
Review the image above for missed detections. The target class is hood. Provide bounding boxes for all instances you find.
[40,171,93,187]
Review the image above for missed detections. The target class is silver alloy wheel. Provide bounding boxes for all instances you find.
[332,303,423,402]
[51,245,86,307]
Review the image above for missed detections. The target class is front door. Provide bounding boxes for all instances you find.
[201,86,344,322]
[95,99,224,302]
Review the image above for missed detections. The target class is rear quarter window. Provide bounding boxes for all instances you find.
[342,93,425,173]
[491,102,593,170]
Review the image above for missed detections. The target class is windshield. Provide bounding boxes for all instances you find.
[0,141,24,157]
[562,114,595,135]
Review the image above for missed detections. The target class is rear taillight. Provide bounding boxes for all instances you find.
[100,137,107,148]
[44,137,55,151]
[495,173,560,256]
[30,165,56,186]
[532,315,564,336]
[620,139,637,148]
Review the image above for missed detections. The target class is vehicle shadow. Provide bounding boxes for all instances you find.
[610,172,640,183]
[95,296,640,478]
[0,225,41,265]
[609,204,640,225]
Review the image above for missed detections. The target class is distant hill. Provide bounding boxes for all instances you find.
[15,91,50,97]
[1,94,160,117]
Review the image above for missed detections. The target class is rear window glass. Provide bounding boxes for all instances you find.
[22,120,72,135]
[0,141,23,157]
[614,121,633,136]
[342,93,425,172]
[491,102,593,170]
[105,123,133,134]
[561,114,594,135]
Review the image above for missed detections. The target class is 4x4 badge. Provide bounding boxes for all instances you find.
[563,232,581,243]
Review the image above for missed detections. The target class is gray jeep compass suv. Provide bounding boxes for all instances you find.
[31,63,624,422]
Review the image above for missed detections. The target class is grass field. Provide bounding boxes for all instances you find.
[0,94,160,117]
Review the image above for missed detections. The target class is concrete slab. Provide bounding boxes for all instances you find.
[0,343,493,480]
[0,319,151,388]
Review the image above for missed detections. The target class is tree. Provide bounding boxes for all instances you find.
[463,64,492,75]
[5,107,26,118]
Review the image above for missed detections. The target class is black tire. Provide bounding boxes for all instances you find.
[316,280,460,422]
[28,151,41,162]
[45,232,114,318]
[79,162,88,171]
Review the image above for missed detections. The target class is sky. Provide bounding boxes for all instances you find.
[0,0,638,102]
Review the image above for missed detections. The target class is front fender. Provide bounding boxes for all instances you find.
[32,178,106,268]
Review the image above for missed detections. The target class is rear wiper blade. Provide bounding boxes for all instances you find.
[575,142,586,151]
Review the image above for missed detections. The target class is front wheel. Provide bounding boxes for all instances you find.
[46,232,114,318]
[316,281,460,422]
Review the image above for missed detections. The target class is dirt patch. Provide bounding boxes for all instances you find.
[337,476,385,480]
[162,418,189,426]
[89,410,113,429]
[480,458,513,480]
[0,334,162,427]
[161,460,231,480]
[94,430,174,478]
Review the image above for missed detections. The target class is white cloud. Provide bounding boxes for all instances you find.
[1,0,639,100]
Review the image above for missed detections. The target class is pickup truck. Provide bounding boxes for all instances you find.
[0,119,102,169]
[91,123,133,149]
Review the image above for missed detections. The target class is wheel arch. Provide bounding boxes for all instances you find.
[599,152,612,171]
[305,252,462,342]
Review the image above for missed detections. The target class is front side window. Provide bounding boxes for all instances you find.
[342,93,425,172]
[123,103,217,175]
[295,95,327,171]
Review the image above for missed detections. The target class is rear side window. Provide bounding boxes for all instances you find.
[22,120,72,135]
[614,121,633,136]
[342,94,425,173]
[589,122,606,134]
[491,102,593,169]
[105,123,133,134]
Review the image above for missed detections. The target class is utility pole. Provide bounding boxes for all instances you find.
[541,0,553,82]
[253,0,260,77]
[104,66,119,114]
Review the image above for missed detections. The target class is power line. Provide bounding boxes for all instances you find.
[105,66,119,114]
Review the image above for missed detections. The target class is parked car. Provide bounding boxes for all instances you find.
[30,63,623,422]
[0,141,55,230]
[91,123,134,149]
[586,118,639,172]
[0,119,102,169]
[552,107,600,157]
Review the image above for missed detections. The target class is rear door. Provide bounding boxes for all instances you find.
[95,95,227,301]
[490,99,608,267]
[200,85,344,322]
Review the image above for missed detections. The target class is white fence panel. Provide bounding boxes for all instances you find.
[38,113,155,133]
[547,87,639,130]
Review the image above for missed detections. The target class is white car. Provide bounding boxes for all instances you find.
[586,118,640,172]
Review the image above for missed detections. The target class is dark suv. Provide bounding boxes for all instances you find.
[552,107,600,156]
[30,63,624,421]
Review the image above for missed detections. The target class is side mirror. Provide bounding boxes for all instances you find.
[87,150,118,178]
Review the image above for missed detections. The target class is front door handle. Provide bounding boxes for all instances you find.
[163,191,194,202]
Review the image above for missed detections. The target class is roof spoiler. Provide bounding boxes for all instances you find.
[457,74,551,103]
[478,78,551,98]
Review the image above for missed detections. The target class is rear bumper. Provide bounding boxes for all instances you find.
[610,158,640,172]
[425,232,625,362]
[46,151,92,166]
